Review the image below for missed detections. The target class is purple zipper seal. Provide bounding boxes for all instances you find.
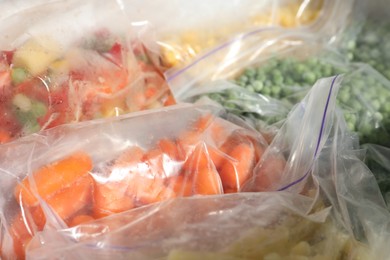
[166,27,277,82]
[278,75,339,191]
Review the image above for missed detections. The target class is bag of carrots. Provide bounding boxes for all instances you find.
[0,0,174,144]
[17,76,390,260]
[0,75,353,259]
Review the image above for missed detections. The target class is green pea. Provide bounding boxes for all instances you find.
[371,100,381,111]
[31,101,47,118]
[253,81,264,92]
[11,68,29,85]
[302,72,316,84]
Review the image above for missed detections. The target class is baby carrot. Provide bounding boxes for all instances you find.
[114,146,145,167]
[27,174,93,230]
[183,144,223,195]
[167,174,193,197]
[206,145,226,170]
[192,167,223,195]
[250,155,286,191]
[158,138,183,161]
[93,180,135,219]
[129,175,175,206]
[193,114,214,133]
[44,174,93,221]
[217,134,256,192]
[9,212,36,260]
[14,152,93,207]
[182,144,211,172]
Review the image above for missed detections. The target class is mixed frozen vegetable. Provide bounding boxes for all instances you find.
[0,33,174,144]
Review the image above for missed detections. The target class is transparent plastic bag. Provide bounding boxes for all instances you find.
[0,102,273,259]
[121,0,334,69]
[0,0,174,144]
[28,193,371,260]
[3,76,390,259]
[362,144,390,206]
[0,75,348,259]
[167,27,390,147]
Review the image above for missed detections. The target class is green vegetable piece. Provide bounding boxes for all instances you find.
[22,120,41,135]
[31,101,48,118]
[11,67,29,85]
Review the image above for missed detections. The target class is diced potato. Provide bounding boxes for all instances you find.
[12,93,32,112]
[13,36,62,76]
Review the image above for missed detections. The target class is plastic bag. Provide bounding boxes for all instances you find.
[121,0,332,69]
[179,80,291,144]
[167,27,390,147]
[28,194,371,260]
[0,101,274,259]
[362,144,390,206]
[0,0,174,144]
[3,76,390,259]
[0,74,346,259]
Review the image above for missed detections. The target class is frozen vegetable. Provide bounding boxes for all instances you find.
[229,58,390,145]
[0,35,173,144]
[4,107,270,259]
[123,0,325,68]
[347,20,390,80]
[0,0,175,144]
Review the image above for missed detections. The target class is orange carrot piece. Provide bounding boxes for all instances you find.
[182,144,211,172]
[14,152,93,207]
[206,145,226,170]
[163,93,176,106]
[9,213,32,260]
[93,180,135,219]
[158,138,183,161]
[129,175,175,206]
[143,148,165,177]
[182,145,223,195]
[28,174,93,228]
[218,134,256,192]
[251,155,286,191]
[45,174,93,221]
[0,129,11,144]
[244,134,267,162]
[192,167,223,195]
[194,114,214,133]
[114,146,145,167]
[167,175,193,197]
[68,215,95,227]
